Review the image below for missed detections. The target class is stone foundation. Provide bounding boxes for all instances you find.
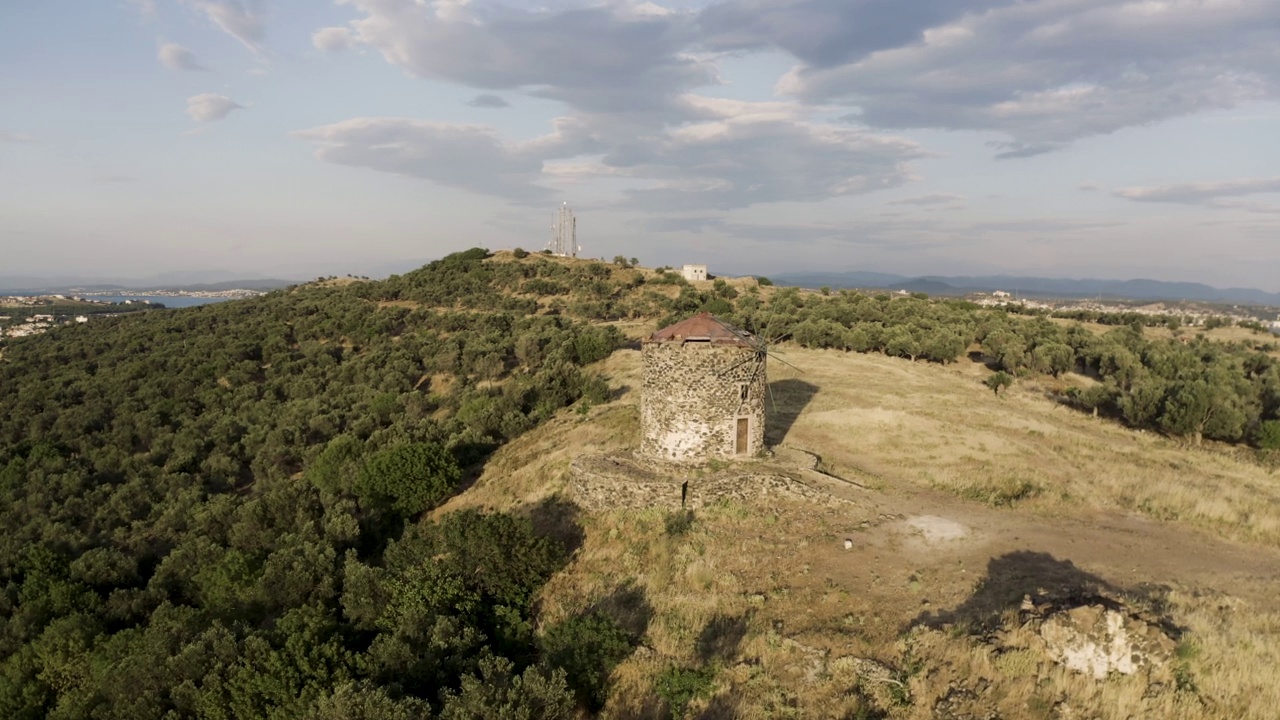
[570,452,847,512]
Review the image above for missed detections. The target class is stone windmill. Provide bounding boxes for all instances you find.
[640,313,767,463]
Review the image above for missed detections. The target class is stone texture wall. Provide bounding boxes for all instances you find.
[640,341,765,463]
[570,454,845,512]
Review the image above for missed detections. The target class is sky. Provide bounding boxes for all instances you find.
[2,0,1279,289]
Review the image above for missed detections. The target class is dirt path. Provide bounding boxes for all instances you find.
[801,475,1280,632]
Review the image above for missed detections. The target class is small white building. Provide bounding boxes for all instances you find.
[681,264,708,282]
[992,290,1011,299]
[75,315,89,323]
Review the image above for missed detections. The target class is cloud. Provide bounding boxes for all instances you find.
[296,99,923,211]
[0,130,33,144]
[698,0,1014,67]
[127,0,157,16]
[292,118,557,202]
[636,216,727,233]
[186,93,244,121]
[888,193,962,206]
[608,113,926,210]
[986,140,1064,160]
[770,0,1280,152]
[312,26,354,53]
[466,94,510,109]
[190,0,265,54]
[333,0,712,114]
[1115,177,1280,204]
[1078,182,1101,192]
[158,42,209,71]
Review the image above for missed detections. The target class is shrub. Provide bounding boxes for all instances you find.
[540,612,636,711]
[655,665,716,719]
[1256,420,1280,450]
[985,372,1014,395]
[512,247,529,259]
[355,442,461,516]
[755,276,773,286]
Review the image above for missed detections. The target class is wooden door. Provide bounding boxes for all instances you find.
[735,417,749,455]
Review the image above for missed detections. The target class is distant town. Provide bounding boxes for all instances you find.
[1,288,264,340]
[966,290,1280,334]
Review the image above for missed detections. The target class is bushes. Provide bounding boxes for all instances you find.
[540,612,636,711]
[355,443,461,516]
[655,664,716,719]
[1256,420,1280,450]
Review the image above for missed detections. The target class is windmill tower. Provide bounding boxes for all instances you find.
[640,313,766,462]
[547,202,578,257]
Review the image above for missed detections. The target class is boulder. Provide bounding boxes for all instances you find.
[1036,604,1176,679]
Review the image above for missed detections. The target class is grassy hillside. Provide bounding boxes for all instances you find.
[460,343,1280,719]
[1,248,1278,719]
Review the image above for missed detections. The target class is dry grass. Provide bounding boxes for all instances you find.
[770,346,1280,546]
[437,343,1280,718]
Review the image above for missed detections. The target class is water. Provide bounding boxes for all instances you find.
[89,295,247,308]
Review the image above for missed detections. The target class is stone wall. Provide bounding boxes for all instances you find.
[570,453,844,512]
[640,341,765,463]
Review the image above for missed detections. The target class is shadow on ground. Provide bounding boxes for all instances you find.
[765,378,819,446]
[697,613,750,665]
[911,550,1122,635]
[526,495,586,556]
[588,581,654,639]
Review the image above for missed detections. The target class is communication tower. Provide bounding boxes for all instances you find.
[547,202,579,257]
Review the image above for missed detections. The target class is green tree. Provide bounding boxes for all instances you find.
[439,657,575,720]
[1036,343,1076,378]
[1256,420,1280,450]
[355,443,461,516]
[985,372,1013,395]
[540,612,635,711]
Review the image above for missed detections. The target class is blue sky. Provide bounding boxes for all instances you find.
[2,0,1279,289]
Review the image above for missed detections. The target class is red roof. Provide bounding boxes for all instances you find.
[646,312,757,347]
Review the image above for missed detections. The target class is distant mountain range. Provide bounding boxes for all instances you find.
[0,259,432,296]
[770,272,1280,307]
[0,269,297,295]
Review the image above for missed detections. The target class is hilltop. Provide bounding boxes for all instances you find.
[0,248,1278,719]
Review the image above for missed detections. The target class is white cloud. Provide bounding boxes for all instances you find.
[190,0,265,54]
[599,102,927,210]
[333,0,711,114]
[296,100,924,211]
[888,193,963,206]
[0,130,33,144]
[292,118,556,202]
[312,27,354,53]
[158,42,209,71]
[127,0,157,16]
[1115,177,1280,204]
[767,0,1280,152]
[186,93,244,121]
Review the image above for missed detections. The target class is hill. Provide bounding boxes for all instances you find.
[1,248,1278,718]
[773,271,1280,305]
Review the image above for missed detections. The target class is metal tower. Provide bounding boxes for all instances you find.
[547,202,578,257]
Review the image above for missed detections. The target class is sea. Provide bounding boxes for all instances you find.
[90,295,243,308]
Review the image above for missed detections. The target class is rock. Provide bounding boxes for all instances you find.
[843,538,854,549]
[1036,604,1176,679]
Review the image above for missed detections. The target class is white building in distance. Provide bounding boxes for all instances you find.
[681,264,708,282]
